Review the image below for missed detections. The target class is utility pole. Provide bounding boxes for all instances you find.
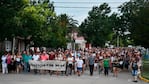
[117,34,119,47]
[12,36,15,56]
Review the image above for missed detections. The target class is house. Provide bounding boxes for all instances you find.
[67,32,87,50]
[0,37,30,54]
[75,36,86,50]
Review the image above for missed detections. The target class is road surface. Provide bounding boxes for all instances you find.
[0,70,148,84]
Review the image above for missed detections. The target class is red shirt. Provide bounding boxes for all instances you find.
[40,54,49,61]
[49,54,55,60]
[7,55,11,64]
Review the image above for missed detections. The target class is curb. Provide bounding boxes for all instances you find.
[139,75,149,83]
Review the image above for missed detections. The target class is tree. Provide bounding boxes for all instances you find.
[57,14,78,40]
[14,0,57,49]
[79,3,113,47]
[47,14,68,48]
[119,0,149,47]
[0,0,28,41]
[131,2,149,47]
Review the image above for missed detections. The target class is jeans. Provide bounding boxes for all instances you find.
[104,67,109,76]
[24,62,30,72]
[98,65,103,74]
[2,63,8,74]
[89,64,94,75]
[66,64,73,75]
[132,70,138,76]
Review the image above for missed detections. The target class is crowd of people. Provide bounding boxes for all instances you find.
[1,47,142,82]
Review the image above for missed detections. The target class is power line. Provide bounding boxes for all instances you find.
[53,1,127,4]
[53,1,126,9]
[55,6,91,9]
[55,6,118,9]
[54,5,149,9]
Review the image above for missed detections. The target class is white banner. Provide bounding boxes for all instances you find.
[29,60,66,71]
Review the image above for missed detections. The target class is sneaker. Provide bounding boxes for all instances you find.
[133,80,138,82]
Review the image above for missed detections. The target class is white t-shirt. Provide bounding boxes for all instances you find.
[1,55,7,64]
[58,54,63,60]
[99,56,103,60]
[67,57,74,64]
[32,54,40,61]
[77,59,83,68]
[16,58,21,62]
[111,56,115,62]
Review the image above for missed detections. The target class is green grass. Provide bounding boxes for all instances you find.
[142,60,149,80]
[142,72,149,80]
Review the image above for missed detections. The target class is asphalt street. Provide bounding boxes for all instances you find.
[0,70,148,84]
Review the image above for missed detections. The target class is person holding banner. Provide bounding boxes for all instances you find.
[32,52,40,74]
[40,51,49,61]
[49,51,55,60]
[48,51,55,75]
[55,51,63,75]
[22,51,32,73]
[40,51,49,74]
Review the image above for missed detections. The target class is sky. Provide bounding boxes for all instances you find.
[50,0,130,25]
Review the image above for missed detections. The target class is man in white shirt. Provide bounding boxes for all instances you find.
[32,52,40,61]
[32,52,40,74]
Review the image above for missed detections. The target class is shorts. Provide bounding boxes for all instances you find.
[77,67,82,71]
[16,62,21,65]
[132,70,138,76]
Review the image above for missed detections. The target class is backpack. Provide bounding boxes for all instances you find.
[132,62,138,70]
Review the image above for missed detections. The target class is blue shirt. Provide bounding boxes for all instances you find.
[88,56,95,65]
